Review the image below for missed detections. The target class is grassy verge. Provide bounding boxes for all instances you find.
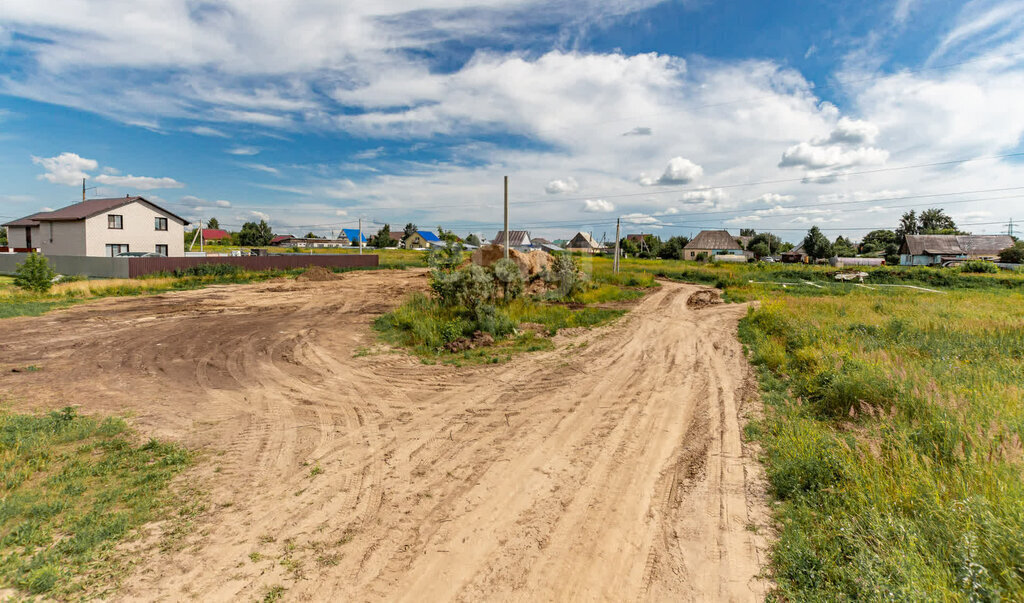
[374,291,626,364]
[0,407,195,599]
[738,287,1024,600]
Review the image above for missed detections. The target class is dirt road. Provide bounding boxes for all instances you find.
[0,269,770,601]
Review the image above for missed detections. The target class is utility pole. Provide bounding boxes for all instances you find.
[358,218,363,254]
[189,219,202,252]
[614,217,621,273]
[503,176,509,260]
[82,178,86,203]
[199,218,204,253]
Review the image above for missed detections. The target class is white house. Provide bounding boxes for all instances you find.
[2,196,188,257]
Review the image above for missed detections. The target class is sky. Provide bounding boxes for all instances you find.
[1,0,1022,243]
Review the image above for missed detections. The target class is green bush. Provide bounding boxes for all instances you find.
[13,253,57,293]
[492,258,523,300]
[959,260,998,274]
[173,263,244,277]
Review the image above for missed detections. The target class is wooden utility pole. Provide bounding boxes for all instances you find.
[199,219,204,253]
[613,217,621,273]
[503,176,509,260]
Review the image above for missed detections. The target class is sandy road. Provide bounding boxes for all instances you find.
[0,269,770,601]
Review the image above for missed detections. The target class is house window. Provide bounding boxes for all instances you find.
[108,214,123,229]
[155,244,168,256]
[154,217,168,231]
[105,244,129,257]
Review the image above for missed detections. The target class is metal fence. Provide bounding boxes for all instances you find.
[127,254,379,277]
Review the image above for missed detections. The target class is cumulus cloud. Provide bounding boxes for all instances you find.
[582,199,614,212]
[215,200,232,207]
[778,142,889,169]
[621,213,662,226]
[641,157,703,186]
[824,117,880,145]
[32,152,98,186]
[94,173,184,190]
[622,126,652,136]
[546,176,580,194]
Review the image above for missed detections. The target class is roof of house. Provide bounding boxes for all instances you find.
[271,235,295,244]
[2,211,51,227]
[530,237,552,246]
[625,234,646,242]
[567,231,600,248]
[389,231,404,241]
[419,231,441,242]
[492,230,531,247]
[341,228,367,243]
[202,229,230,239]
[903,234,1014,256]
[683,230,743,251]
[2,196,188,227]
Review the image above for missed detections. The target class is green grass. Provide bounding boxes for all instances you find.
[0,298,77,318]
[373,292,624,363]
[0,407,193,598]
[738,287,1024,600]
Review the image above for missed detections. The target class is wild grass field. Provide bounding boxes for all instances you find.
[0,407,195,598]
[591,256,1024,599]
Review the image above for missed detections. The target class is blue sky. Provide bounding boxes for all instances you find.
[1,0,1022,242]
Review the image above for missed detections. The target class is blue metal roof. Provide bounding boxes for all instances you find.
[419,231,441,242]
[342,228,367,243]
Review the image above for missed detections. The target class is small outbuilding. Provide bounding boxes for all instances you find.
[899,235,1014,266]
[682,230,744,260]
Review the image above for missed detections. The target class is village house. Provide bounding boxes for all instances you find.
[491,230,532,251]
[200,228,231,246]
[3,196,188,257]
[272,234,351,248]
[682,230,745,260]
[404,231,442,249]
[565,231,601,254]
[341,228,368,246]
[899,234,1014,266]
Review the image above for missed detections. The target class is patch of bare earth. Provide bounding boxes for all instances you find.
[0,269,771,601]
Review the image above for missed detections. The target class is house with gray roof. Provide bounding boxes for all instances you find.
[899,234,1014,266]
[682,230,745,260]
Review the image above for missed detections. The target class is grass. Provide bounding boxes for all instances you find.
[195,245,429,268]
[374,290,626,364]
[736,284,1024,599]
[0,406,193,599]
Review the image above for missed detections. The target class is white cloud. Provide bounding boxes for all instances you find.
[94,173,184,190]
[641,156,703,186]
[187,126,230,138]
[582,199,614,212]
[227,146,260,155]
[824,117,879,145]
[353,147,385,160]
[778,142,889,169]
[32,152,97,186]
[238,162,280,175]
[622,126,652,136]
[335,209,348,216]
[215,200,232,207]
[753,193,795,204]
[545,176,580,194]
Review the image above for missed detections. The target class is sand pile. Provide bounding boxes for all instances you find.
[471,244,554,277]
[295,266,340,282]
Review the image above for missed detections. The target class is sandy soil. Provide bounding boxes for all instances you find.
[0,269,771,601]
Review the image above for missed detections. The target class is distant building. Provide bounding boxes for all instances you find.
[900,234,1014,266]
[342,229,368,246]
[270,235,296,245]
[201,228,231,245]
[566,231,601,254]
[272,234,351,248]
[491,230,532,250]
[682,230,744,260]
[781,243,807,264]
[404,231,442,249]
[3,196,188,257]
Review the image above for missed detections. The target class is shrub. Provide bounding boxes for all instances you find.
[959,260,997,274]
[13,253,57,293]
[548,254,586,299]
[998,240,1024,264]
[492,258,523,300]
[173,263,243,277]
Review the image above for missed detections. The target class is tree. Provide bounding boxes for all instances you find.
[739,228,757,237]
[749,242,770,258]
[437,226,459,244]
[465,234,481,246]
[918,208,958,233]
[802,226,833,260]
[658,236,690,260]
[206,217,220,230]
[832,235,857,257]
[14,253,57,293]
[238,220,273,246]
[896,210,919,246]
[859,229,897,254]
[999,240,1024,264]
[0,226,7,247]
[403,223,418,243]
[304,232,319,239]
[370,224,398,248]
[748,232,782,256]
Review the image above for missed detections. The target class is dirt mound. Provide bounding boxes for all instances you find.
[444,330,496,352]
[687,289,722,309]
[295,265,339,281]
[472,244,553,278]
